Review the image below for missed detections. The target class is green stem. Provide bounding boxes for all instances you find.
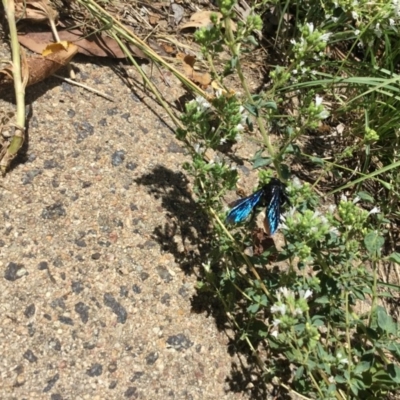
[368,259,378,328]
[223,14,282,179]
[345,291,352,398]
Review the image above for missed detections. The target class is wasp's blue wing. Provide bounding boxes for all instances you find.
[226,189,265,224]
[264,181,285,235]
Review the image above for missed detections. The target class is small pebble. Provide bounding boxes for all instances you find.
[86,363,103,377]
[75,302,89,324]
[24,304,36,318]
[166,334,193,351]
[111,150,126,166]
[103,293,127,324]
[43,373,59,392]
[4,262,27,281]
[124,387,137,398]
[23,349,38,363]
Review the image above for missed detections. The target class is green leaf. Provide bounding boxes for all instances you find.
[245,35,259,46]
[243,102,259,117]
[356,191,374,203]
[250,320,268,338]
[371,369,396,386]
[335,374,347,384]
[376,306,396,334]
[315,295,329,304]
[387,342,400,358]
[247,303,260,314]
[354,361,371,375]
[387,364,400,384]
[294,366,304,381]
[252,156,272,169]
[364,232,384,255]
[310,156,324,166]
[260,101,277,110]
[281,164,291,180]
[388,252,400,264]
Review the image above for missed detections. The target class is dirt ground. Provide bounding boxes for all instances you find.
[0,36,270,399]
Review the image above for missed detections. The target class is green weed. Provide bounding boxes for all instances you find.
[176,0,400,398]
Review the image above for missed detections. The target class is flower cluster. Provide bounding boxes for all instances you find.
[290,22,332,60]
[270,287,314,335]
[177,92,247,149]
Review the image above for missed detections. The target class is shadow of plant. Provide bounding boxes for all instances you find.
[136,165,291,399]
[135,165,211,275]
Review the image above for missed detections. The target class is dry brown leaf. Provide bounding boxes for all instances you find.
[18,29,146,59]
[179,10,236,31]
[252,228,275,257]
[176,52,211,88]
[161,43,175,54]
[0,42,78,89]
[15,0,58,23]
[148,14,160,25]
[42,41,70,56]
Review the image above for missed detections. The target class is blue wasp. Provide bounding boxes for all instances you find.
[226,178,288,236]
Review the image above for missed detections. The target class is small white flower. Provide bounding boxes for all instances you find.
[292,69,298,75]
[312,210,321,219]
[328,376,335,383]
[320,33,332,42]
[315,95,323,107]
[293,307,303,316]
[202,261,211,272]
[271,303,287,315]
[341,194,348,202]
[279,287,291,299]
[337,352,349,364]
[393,0,400,16]
[329,226,339,235]
[271,330,279,338]
[328,204,336,213]
[236,123,244,132]
[194,143,204,154]
[351,11,358,19]
[354,29,360,35]
[220,137,227,145]
[195,96,211,111]
[369,206,380,215]
[319,110,330,119]
[272,318,281,327]
[292,177,302,189]
[307,22,314,34]
[303,289,313,300]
